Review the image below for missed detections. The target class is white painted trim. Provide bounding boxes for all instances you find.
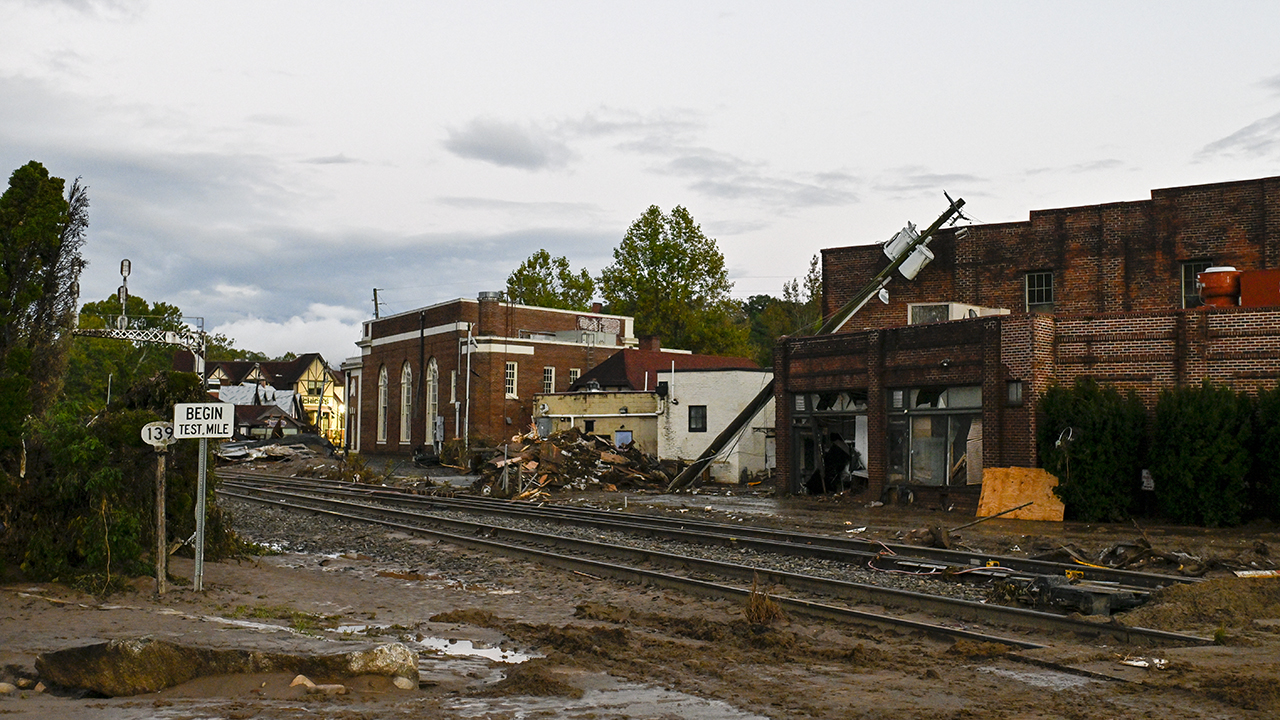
[371,322,469,347]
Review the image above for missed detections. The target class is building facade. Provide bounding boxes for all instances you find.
[534,348,774,483]
[347,293,635,456]
[776,175,1280,505]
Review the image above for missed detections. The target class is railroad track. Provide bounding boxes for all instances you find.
[217,469,1209,651]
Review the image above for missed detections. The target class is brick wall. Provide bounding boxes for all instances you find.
[821,176,1280,332]
[358,300,628,455]
[773,306,1280,497]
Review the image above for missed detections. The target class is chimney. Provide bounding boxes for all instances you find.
[477,290,502,336]
[639,335,661,352]
[591,302,603,313]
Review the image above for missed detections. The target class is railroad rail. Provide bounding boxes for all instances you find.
[221,469,1196,592]
[217,470,1209,650]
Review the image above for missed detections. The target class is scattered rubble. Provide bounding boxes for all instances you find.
[476,427,674,498]
[214,434,336,464]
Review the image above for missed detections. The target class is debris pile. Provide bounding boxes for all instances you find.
[477,427,672,499]
[1031,538,1277,578]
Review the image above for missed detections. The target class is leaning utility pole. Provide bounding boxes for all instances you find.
[666,195,967,492]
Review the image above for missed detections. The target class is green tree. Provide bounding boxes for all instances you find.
[506,249,595,311]
[0,162,88,470]
[64,294,186,411]
[65,295,264,411]
[599,205,748,356]
[745,255,823,367]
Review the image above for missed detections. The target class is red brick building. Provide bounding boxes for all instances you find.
[345,293,635,456]
[775,175,1280,506]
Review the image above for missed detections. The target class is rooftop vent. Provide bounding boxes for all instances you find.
[477,290,503,301]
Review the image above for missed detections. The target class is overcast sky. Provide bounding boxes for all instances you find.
[3,1,1279,365]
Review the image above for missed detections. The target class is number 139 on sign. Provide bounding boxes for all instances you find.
[142,421,176,447]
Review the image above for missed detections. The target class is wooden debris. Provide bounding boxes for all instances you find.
[477,426,668,497]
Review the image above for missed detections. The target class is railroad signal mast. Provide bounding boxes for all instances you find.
[667,195,968,492]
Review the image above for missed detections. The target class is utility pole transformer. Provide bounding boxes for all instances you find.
[666,195,967,492]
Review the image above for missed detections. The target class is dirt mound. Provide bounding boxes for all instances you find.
[430,608,499,626]
[1120,577,1280,632]
[946,639,1012,658]
[469,659,584,699]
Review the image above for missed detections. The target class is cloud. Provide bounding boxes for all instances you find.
[301,153,361,165]
[1024,159,1126,176]
[442,118,573,170]
[874,171,987,196]
[1198,111,1280,159]
[211,304,367,365]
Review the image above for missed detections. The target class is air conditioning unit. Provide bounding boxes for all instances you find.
[907,302,1010,325]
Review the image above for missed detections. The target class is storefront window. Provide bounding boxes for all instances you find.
[791,390,869,495]
[888,385,982,487]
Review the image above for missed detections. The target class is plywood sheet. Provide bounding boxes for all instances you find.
[976,467,1065,522]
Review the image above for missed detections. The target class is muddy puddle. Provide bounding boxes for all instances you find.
[444,668,770,719]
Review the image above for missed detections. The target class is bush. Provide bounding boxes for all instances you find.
[1248,386,1280,522]
[1150,381,1252,527]
[1,371,243,587]
[1038,378,1147,522]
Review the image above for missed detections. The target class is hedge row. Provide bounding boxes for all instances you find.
[1038,378,1280,527]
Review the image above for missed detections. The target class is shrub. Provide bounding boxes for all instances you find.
[1150,381,1251,527]
[1248,386,1280,522]
[1038,378,1147,522]
[2,371,243,587]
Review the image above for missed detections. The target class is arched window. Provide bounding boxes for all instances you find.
[425,358,439,444]
[400,361,413,443]
[377,365,388,443]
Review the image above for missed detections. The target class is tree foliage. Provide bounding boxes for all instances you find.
[506,249,595,311]
[599,206,748,356]
[0,162,88,471]
[65,294,266,412]
[744,255,822,367]
[1037,378,1146,522]
[5,372,242,587]
[1150,381,1252,527]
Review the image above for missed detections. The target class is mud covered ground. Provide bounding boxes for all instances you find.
[3,469,1280,718]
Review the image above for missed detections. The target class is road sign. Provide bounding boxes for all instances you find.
[173,403,233,439]
[141,421,176,448]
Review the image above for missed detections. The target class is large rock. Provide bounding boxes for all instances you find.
[35,638,418,697]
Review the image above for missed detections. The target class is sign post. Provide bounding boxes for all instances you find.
[141,421,176,594]
[173,403,233,591]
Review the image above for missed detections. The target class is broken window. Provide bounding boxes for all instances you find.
[887,385,983,487]
[791,390,869,495]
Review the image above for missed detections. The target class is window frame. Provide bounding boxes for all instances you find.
[1025,270,1054,313]
[376,365,388,443]
[505,361,518,399]
[688,405,708,433]
[400,362,413,443]
[542,366,555,394]
[1181,259,1214,309]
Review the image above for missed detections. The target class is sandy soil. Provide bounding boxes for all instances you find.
[3,473,1280,718]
